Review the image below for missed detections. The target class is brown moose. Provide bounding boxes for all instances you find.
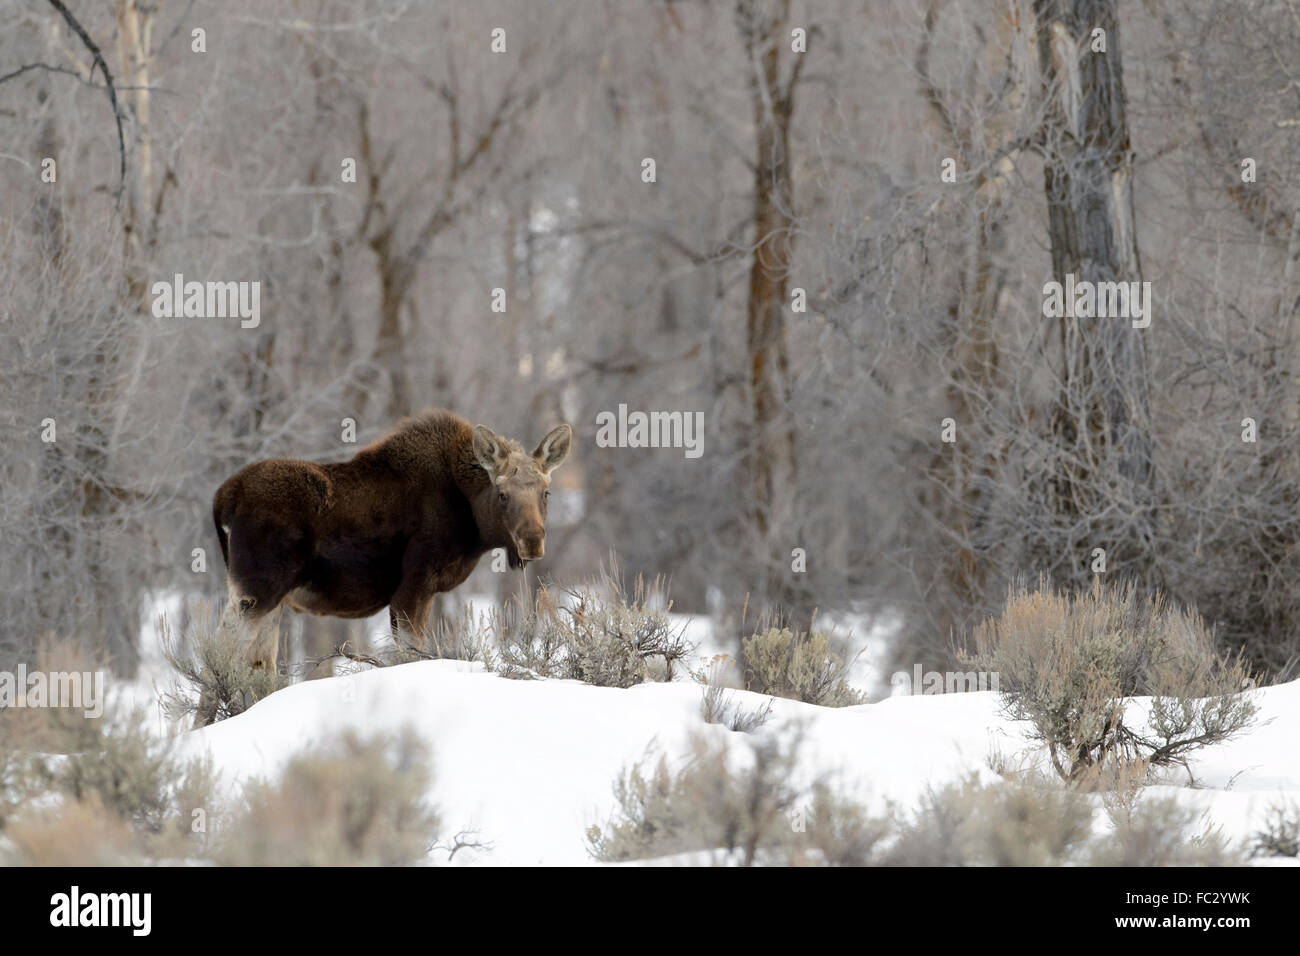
[211,409,572,674]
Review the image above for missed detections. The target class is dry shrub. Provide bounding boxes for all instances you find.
[1251,801,1300,859]
[586,729,803,865]
[700,683,775,733]
[216,727,438,866]
[587,732,1243,866]
[0,635,112,752]
[26,702,218,851]
[0,743,33,832]
[315,564,691,689]
[887,772,1243,866]
[160,610,286,726]
[0,638,220,862]
[969,576,1257,784]
[741,625,863,707]
[1089,789,1239,866]
[884,774,1095,866]
[391,604,498,667]
[498,568,693,687]
[1,794,137,866]
[5,711,440,866]
[1,688,218,864]
[696,656,773,732]
[3,634,216,849]
[792,782,893,866]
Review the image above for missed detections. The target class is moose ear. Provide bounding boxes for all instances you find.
[472,425,506,476]
[533,424,572,474]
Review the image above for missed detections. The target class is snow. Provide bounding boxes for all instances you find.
[125,592,1300,865]
[165,658,1300,865]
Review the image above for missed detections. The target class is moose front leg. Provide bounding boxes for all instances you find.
[390,595,436,655]
[389,546,477,655]
[389,539,473,651]
[389,582,436,651]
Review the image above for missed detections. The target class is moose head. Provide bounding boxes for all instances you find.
[472,423,572,562]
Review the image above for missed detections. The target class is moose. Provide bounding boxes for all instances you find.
[211,409,572,675]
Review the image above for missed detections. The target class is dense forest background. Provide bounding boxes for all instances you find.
[1,0,1297,683]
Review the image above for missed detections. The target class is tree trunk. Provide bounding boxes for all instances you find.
[1034,0,1154,576]
[737,0,798,608]
[915,1,1026,649]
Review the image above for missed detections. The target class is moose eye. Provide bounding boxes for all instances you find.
[498,492,507,503]
[544,490,550,499]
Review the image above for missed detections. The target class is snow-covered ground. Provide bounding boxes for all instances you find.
[164,659,1298,865]
[126,593,1300,866]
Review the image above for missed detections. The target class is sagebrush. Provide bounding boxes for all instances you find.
[741,625,863,707]
[968,577,1257,784]
[160,612,287,726]
[497,569,693,687]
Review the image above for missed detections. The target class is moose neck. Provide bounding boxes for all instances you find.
[451,438,514,557]
[471,486,514,553]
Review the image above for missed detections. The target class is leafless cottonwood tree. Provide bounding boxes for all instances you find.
[734,0,802,605]
[1032,0,1155,574]
[1,0,1296,681]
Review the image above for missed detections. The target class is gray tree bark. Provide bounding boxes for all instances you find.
[1034,0,1155,574]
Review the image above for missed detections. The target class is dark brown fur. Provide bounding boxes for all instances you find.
[212,409,571,661]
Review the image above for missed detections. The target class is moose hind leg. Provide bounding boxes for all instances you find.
[220,522,307,673]
[248,604,285,672]
[217,583,286,671]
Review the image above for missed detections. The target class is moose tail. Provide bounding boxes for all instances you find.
[212,488,231,567]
